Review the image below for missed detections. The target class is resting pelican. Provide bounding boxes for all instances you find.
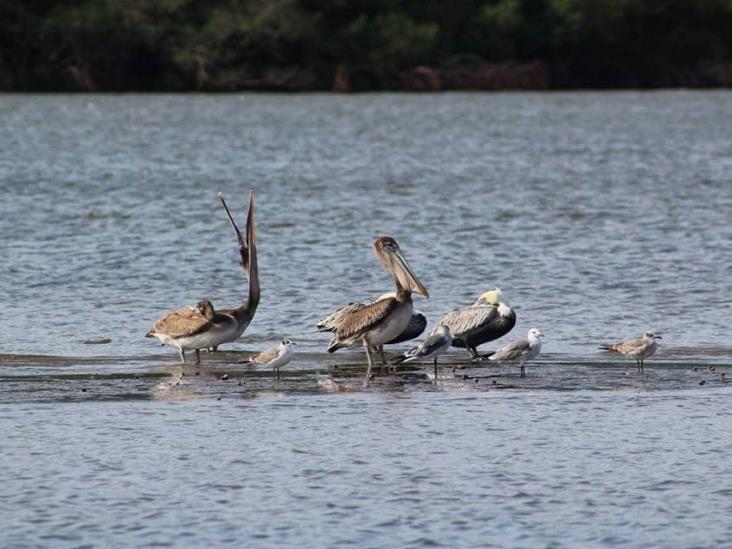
[488,328,544,377]
[145,191,259,363]
[146,300,236,363]
[244,338,295,381]
[433,288,516,360]
[600,331,661,373]
[317,292,427,349]
[394,325,452,380]
[326,237,429,382]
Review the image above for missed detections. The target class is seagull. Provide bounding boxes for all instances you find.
[600,331,661,373]
[488,328,544,377]
[393,325,452,380]
[433,288,516,360]
[244,338,295,380]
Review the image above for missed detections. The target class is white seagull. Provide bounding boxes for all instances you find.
[600,331,661,373]
[488,328,544,377]
[244,338,295,380]
[394,325,452,380]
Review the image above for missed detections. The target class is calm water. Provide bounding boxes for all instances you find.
[2,92,732,547]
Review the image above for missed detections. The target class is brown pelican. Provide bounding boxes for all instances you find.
[600,331,661,373]
[378,293,427,345]
[205,192,260,349]
[244,338,295,381]
[325,237,429,382]
[394,325,452,380]
[317,292,427,348]
[433,288,516,360]
[488,328,544,377]
[145,191,259,363]
[146,300,235,363]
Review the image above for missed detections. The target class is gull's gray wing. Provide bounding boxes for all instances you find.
[406,331,450,359]
[490,338,530,361]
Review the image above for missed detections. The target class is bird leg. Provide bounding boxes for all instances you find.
[363,338,374,387]
[433,357,438,382]
[520,363,525,378]
[195,349,201,365]
[276,367,280,381]
[179,348,186,364]
[640,358,644,374]
[378,346,389,373]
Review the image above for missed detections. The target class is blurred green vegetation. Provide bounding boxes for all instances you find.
[1,0,731,90]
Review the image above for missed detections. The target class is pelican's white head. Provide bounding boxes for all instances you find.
[280,338,295,348]
[375,292,396,302]
[477,288,505,306]
[643,331,662,340]
[528,328,544,340]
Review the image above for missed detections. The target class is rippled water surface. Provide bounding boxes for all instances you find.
[2,92,732,547]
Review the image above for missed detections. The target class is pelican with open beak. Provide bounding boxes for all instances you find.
[206,191,260,348]
[145,191,259,363]
[326,236,429,383]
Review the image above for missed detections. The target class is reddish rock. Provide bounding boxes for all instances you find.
[400,66,442,91]
[333,64,350,92]
[67,66,95,91]
[703,63,732,86]
[439,56,550,90]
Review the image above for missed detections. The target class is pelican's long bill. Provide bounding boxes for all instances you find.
[373,237,429,298]
[218,192,247,262]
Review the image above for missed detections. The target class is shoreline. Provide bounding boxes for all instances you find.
[4,60,732,93]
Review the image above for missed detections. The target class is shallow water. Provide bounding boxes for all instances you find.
[2,92,732,547]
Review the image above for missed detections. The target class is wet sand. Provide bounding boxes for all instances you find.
[2,348,729,404]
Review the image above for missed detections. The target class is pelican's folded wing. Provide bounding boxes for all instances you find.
[336,298,398,342]
[435,306,497,341]
[317,303,366,332]
[149,307,210,339]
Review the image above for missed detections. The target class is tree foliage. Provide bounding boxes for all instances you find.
[1,0,731,89]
